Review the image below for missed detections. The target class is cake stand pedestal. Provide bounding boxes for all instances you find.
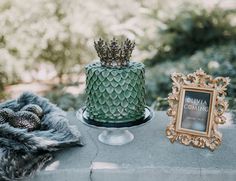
[98,129,134,145]
[76,107,153,146]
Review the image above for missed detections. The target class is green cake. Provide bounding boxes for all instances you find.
[85,38,146,126]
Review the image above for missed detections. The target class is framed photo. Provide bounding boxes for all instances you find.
[176,86,216,137]
[166,69,230,151]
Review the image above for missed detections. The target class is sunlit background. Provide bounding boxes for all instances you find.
[0,0,236,113]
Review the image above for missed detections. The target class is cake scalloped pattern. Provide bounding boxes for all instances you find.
[86,62,145,122]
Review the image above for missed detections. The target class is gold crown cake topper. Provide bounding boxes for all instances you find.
[94,38,135,68]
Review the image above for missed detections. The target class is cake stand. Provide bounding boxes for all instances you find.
[76,107,153,146]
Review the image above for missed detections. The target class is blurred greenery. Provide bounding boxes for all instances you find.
[0,0,161,86]
[146,42,236,106]
[145,4,236,66]
[0,0,236,111]
[45,85,86,111]
[144,3,236,110]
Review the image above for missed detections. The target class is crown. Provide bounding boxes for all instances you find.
[94,38,135,68]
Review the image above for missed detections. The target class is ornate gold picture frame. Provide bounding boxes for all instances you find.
[166,69,230,151]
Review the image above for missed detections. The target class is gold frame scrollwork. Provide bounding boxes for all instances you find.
[166,69,230,151]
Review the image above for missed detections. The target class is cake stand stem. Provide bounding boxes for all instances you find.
[98,129,134,146]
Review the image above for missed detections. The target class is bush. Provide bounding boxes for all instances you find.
[45,85,86,111]
[145,5,236,66]
[145,42,236,106]
[0,0,162,86]
[151,97,169,111]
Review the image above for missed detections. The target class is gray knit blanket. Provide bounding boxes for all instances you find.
[0,92,83,180]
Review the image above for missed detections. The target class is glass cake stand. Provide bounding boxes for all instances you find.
[76,107,153,146]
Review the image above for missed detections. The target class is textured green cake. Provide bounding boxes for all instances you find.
[85,38,146,125]
[85,61,145,123]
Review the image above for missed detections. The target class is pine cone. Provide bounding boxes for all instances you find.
[0,108,41,131]
[21,104,43,118]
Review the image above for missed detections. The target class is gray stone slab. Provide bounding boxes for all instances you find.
[27,111,236,181]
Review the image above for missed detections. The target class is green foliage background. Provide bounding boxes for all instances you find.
[0,0,235,110]
[144,3,236,109]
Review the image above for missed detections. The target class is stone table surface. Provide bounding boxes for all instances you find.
[27,111,236,181]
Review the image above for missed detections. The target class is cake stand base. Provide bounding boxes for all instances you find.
[76,107,152,146]
[98,130,134,145]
